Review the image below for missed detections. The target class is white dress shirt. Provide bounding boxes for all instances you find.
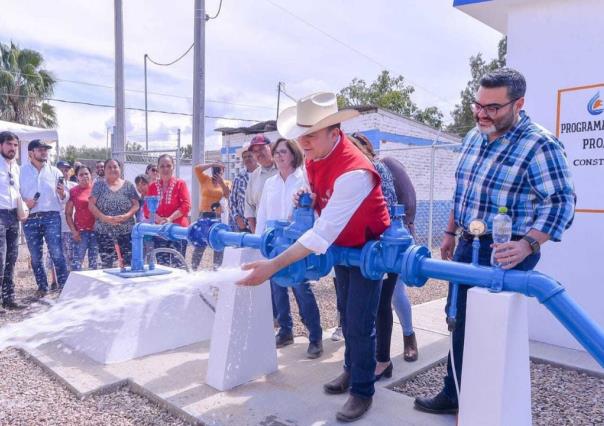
[297,136,377,254]
[0,157,20,210]
[255,167,307,235]
[19,162,65,214]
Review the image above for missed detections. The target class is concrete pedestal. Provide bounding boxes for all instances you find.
[206,247,278,391]
[59,266,215,364]
[458,288,531,426]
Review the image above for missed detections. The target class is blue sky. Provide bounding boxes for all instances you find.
[0,0,501,150]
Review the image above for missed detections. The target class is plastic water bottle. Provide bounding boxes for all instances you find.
[491,206,512,267]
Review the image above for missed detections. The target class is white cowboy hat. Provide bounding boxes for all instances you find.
[277,92,360,139]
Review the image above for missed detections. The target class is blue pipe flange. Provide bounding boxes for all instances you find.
[259,228,277,259]
[208,223,231,251]
[188,218,219,247]
[360,240,384,281]
[400,245,431,287]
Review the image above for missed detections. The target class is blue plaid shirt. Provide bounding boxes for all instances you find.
[453,111,575,241]
[229,170,251,228]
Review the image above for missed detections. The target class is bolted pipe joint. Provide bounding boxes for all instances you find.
[188,217,220,247]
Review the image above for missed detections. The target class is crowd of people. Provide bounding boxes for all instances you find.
[0,67,575,423]
[0,122,421,371]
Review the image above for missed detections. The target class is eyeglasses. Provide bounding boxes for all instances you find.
[7,172,14,186]
[150,168,158,173]
[471,99,518,117]
[273,149,290,156]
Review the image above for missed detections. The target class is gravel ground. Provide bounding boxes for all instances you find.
[0,348,189,426]
[393,361,604,425]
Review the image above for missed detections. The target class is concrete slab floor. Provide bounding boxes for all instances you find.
[23,324,453,425]
[20,296,601,425]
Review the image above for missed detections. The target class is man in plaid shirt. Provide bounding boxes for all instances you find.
[415,68,575,415]
[229,147,258,231]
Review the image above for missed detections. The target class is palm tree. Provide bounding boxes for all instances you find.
[0,42,57,128]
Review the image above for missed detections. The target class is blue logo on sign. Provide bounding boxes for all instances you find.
[587,92,604,115]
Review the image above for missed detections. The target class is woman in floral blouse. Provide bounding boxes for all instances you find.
[144,154,191,265]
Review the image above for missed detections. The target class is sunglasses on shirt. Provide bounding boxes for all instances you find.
[7,172,14,186]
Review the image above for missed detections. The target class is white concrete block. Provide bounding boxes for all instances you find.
[206,247,278,391]
[59,267,215,364]
[458,288,532,426]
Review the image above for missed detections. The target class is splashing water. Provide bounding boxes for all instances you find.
[0,268,247,353]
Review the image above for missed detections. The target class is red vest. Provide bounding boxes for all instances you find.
[306,132,390,247]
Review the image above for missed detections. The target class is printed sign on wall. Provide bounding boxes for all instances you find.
[556,83,604,212]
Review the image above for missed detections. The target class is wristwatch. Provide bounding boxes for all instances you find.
[522,235,540,254]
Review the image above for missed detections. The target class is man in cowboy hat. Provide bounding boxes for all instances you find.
[239,92,390,422]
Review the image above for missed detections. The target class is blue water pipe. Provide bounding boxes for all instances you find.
[122,193,604,368]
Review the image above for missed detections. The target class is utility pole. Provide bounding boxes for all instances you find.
[191,0,206,220]
[144,54,149,151]
[114,0,125,165]
[276,81,283,120]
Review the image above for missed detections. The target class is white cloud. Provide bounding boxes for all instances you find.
[1,0,502,151]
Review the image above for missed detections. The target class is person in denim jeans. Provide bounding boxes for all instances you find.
[0,131,24,310]
[255,139,323,359]
[66,165,98,270]
[20,140,69,297]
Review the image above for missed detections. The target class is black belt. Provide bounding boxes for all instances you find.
[0,208,17,213]
[460,231,522,242]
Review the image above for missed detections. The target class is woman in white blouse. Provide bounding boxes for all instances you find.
[256,138,323,359]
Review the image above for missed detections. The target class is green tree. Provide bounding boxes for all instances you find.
[337,70,444,129]
[448,37,507,136]
[0,42,57,127]
[60,145,109,164]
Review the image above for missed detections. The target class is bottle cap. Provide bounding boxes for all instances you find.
[498,206,508,214]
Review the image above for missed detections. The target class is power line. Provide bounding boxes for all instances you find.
[206,0,224,20]
[279,86,297,102]
[0,91,262,121]
[264,0,456,107]
[146,43,195,66]
[1,69,275,110]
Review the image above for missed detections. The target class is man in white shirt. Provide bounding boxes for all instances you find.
[0,132,25,311]
[244,134,277,233]
[239,92,391,422]
[20,140,69,297]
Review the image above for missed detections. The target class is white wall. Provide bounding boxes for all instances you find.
[506,0,604,350]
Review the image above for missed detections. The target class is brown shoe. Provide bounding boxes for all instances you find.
[336,395,372,422]
[404,333,418,362]
[323,371,350,394]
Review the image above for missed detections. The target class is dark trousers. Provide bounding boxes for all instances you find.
[191,211,223,270]
[152,237,188,268]
[191,244,223,270]
[23,211,68,291]
[97,232,132,269]
[271,279,322,343]
[442,237,540,401]
[0,209,19,303]
[335,265,383,399]
[375,272,399,363]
